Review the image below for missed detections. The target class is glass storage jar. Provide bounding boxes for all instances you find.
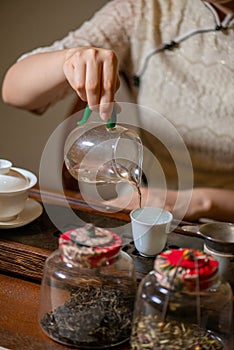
[39,223,137,349]
[131,248,233,350]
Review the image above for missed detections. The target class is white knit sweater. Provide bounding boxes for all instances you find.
[20,0,234,189]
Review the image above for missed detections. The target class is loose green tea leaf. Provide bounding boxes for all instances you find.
[131,315,224,350]
[41,285,134,347]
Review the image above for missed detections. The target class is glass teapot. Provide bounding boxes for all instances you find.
[64,105,143,190]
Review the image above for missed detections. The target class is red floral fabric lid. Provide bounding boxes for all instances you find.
[59,223,122,268]
[154,248,219,291]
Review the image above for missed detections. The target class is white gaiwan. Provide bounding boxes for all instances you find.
[0,159,37,222]
[0,169,29,192]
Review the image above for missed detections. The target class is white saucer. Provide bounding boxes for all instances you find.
[0,198,43,229]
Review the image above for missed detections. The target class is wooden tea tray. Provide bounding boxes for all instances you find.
[0,187,203,282]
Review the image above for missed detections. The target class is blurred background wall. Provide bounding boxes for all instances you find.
[0,0,108,178]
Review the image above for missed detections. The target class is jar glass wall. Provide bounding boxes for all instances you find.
[131,248,233,350]
[39,225,137,349]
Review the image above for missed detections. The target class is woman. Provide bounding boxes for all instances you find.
[2,0,234,222]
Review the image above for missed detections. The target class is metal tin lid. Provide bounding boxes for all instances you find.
[59,223,122,268]
[154,248,219,291]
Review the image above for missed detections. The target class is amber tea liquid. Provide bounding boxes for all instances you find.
[69,159,142,208]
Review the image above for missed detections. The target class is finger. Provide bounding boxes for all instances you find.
[63,59,76,90]
[63,55,87,102]
[85,54,102,110]
[73,61,87,102]
[115,74,121,91]
[115,101,122,113]
[99,51,119,121]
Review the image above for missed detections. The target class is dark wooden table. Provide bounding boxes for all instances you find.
[0,187,207,350]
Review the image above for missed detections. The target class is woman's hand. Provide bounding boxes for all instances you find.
[104,187,203,221]
[2,46,120,116]
[104,186,234,223]
[141,188,211,221]
[63,47,120,121]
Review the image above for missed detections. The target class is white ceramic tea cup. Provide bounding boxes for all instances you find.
[130,207,173,257]
[0,162,37,222]
[0,159,12,175]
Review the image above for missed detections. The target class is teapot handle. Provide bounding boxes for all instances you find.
[77,104,92,126]
[106,105,117,128]
[77,104,116,128]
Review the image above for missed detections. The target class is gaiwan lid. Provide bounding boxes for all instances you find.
[0,169,29,192]
[59,223,122,268]
[154,248,219,291]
